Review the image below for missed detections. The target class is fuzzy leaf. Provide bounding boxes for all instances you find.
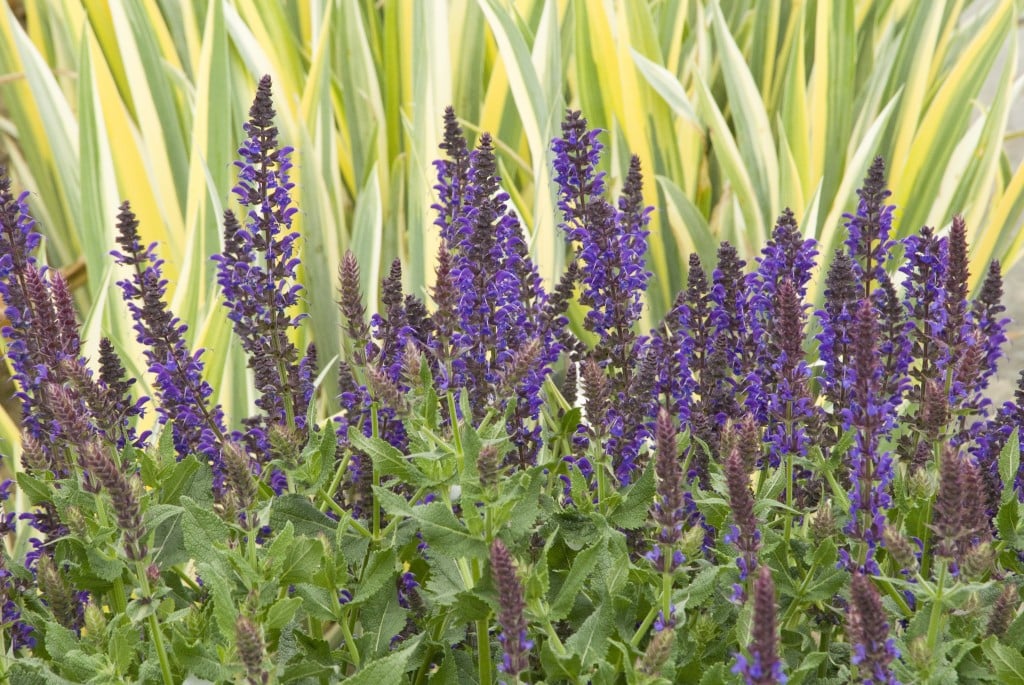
[550,538,604,621]
[181,496,228,563]
[565,602,614,668]
[608,460,656,530]
[264,596,303,630]
[344,637,421,685]
[980,636,1024,684]
[375,487,488,558]
[270,494,338,538]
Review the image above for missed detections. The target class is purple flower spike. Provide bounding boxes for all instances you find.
[491,539,532,678]
[844,157,896,298]
[841,300,897,573]
[113,201,227,492]
[847,571,900,684]
[213,75,308,442]
[733,565,786,684]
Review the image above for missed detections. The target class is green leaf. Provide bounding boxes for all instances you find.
[270,494,338,538]
[351,547,398,606]
[197,559,236,639]
[375,488,488,558]
[997,498,1020,547]
[84,545,126,582]
[16,472,53,506]
[180,496,229,562]
[344,637,421,685]
[360,583,408,660]
[803,567,848,603]
[292,583,339,622]
[999,429,1020,505]
[264,596,303,631]
[280,537,324,585]
[350,431,436,487]
[550,539,604,621]
[160,456,211,506]
[145,504,187,567]
[565,602,614,668]
[609,460,655,529]
[981,636,1024,684]
[698,662,730,685]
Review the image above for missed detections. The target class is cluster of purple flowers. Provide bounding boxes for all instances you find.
[1,76,1023,682]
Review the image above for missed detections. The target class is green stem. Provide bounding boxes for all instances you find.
[447,393,464,459]
[137,562,174,685]
[471,557,493,684]
[371,404,381,539]
[660,551,673,622]
[94,497,128,614]
[340,608,361,669]
[926,561,947,657]
[319,448,352,514]
[630,604,660,648]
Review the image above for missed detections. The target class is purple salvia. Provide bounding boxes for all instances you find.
[711,241,751,378]
[432,106,472,246]
[429,244,460,381]
[816,250,859,428]
[654,289,696,425]
[490,539,532,678]
[80,439,147,561]
[112,201,227,491]
[943,216,970,343]
[338,250,371,366]
[0,550,35,649]
[235,614,269,685]
[900,226,947,394]
[734,565,786,684]
[724,445,760,585]
[747,210,817,423]
[873,273,911,409]
[552,112,651,375]
[97,337,147,447]
[841,300,897,574]
[971,260,1008,389]
[844,157,896,299]
[847,571,900,684]
[541,261,584,362]
[213,75,304,435]
[933,446,990,564]
[760,279,815,471]
[648,408,685,571]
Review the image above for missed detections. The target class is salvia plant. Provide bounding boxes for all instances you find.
[0,76,1023,684]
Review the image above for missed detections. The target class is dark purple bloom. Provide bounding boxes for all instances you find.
[933,446,990,563]
[844,157,896,298]
[733,565,786,684]
[970,259,1008,390]
[80,439,147,561]
[649,409,685,570]
[212,75,306,439]
[842,300,897,574]
[112,201,227,491]
[490,538,532,678]
[847,571,900,684]
[235,614,268,684]
[724,444,760,583]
